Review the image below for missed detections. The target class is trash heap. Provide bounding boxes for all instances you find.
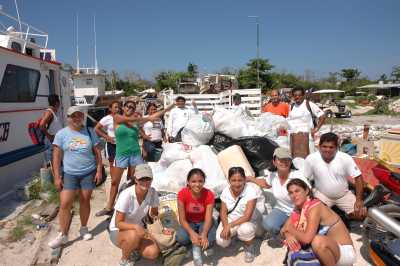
[149,108,283,196]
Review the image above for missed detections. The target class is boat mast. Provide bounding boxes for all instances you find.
[76,13,80,74]
[14,0,22,38]
[94,14,98,74]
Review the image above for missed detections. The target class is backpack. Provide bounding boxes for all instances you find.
[27,109,54,145]
[291,100,317,128]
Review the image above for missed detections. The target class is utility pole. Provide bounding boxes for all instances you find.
[248,16,260,89]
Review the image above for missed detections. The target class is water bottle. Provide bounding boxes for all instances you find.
[192,245,203,266]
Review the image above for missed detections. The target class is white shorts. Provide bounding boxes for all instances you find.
[337,244,356,266]
[314,190,356,214]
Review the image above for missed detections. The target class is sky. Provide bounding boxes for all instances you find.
[1,0,399,80]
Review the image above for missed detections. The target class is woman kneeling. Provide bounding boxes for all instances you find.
[109,164,160,266]
[217,167,264,263]
[281,178,356,266]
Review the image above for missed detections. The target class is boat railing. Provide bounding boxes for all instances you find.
[0,9,48,48]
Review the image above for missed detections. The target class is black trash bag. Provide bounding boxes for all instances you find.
[208,133,233,152]
[208,134,279,176]
[233,136,279,176]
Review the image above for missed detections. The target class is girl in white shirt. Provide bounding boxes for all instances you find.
[143,103,165,162]
[216,167,264,263]
[109,164,160,266]
[248,147,309,237]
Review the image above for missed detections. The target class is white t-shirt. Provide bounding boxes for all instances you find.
[287,100,324,133]
[109,186,159,231]
[143,119,164,142]
[264,170,309,215]
[304,151,362,199]
[166,107,196,138]
[220,182,264,222]
[99,115,115,138]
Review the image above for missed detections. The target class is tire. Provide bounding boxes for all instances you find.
[361,204,400,263]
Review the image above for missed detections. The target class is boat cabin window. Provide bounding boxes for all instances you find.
[86,78,93,85]
[40,52,52,61]
[11,42,22,53]
[25,47,34,56]
[0,64,41,102]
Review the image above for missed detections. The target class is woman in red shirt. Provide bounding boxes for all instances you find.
[176,168,216,266]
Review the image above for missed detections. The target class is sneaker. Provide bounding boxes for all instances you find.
[118,259,134,266]
[95,208,114,217]
[204,248,214,257]
[244,244,255,263]
[48,232,68,249]
[79,226,93,241]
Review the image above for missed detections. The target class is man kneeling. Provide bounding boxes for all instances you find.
[109,164,160,266]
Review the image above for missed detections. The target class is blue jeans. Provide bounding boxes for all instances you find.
[44,137,53,164]
[176,221,217,247]
[262,208,289,236]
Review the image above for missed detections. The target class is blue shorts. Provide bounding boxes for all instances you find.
[115,154,144,169]
[63,170,96,190]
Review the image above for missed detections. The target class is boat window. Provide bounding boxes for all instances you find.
[48,70,56,95]
[86,78,93,85]
[0,64,41,102]
[25,47,33,56]
[11,42,22,53]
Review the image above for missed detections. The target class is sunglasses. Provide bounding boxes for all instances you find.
[126,105,135,109]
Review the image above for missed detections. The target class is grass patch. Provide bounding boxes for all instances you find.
[42,182,60,204]
[9,225,27,242]
[27,177,41,200]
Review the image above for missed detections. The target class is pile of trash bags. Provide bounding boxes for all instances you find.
[149,107,286,196]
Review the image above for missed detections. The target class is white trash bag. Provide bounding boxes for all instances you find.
[212,107,249,138]
[158,143,191,168]
[190,145,228,196]
[181,114,215,147]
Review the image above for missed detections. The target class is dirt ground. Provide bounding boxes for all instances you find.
[347,114,400,126]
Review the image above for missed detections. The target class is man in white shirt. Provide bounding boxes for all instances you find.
[166,96,197,142]
[304,132,367,220]
[288,87,325,138]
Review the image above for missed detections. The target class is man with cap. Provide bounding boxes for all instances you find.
[48,106,103,249]
[247,147,310,238]
[109,163,161,266]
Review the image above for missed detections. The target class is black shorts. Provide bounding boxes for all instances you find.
[105,142,116,162]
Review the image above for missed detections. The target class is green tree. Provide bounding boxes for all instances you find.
[237,58,274,91]
[340,68,361,81]
[391,66,400,81]
[379,74,388,82]
[154,71,186,91]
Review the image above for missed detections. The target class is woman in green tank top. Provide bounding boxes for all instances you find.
[102,100,174,216]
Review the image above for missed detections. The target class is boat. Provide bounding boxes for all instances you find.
[0,7,72,198]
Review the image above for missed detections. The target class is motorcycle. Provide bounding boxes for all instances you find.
[362,160,400,265]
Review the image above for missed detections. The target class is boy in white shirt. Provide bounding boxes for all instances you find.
[304,132,367,220]
[287,87,325,154]
[166,96,198,142]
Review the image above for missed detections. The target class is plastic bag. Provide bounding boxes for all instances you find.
[159,143,191,168]
[214,136,278,176]
[181,114,215,147]
[212,107,249,138]
[164,159,193,193]
[189,145,228,196]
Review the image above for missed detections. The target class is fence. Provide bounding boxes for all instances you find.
[162,88,262,116]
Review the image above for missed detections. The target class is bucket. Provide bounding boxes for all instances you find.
[40,168,53,186]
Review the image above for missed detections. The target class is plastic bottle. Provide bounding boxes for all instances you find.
[192,245,203,266]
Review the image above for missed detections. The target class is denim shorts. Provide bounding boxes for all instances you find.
[63,170,96,190]
[115,154,144,169]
